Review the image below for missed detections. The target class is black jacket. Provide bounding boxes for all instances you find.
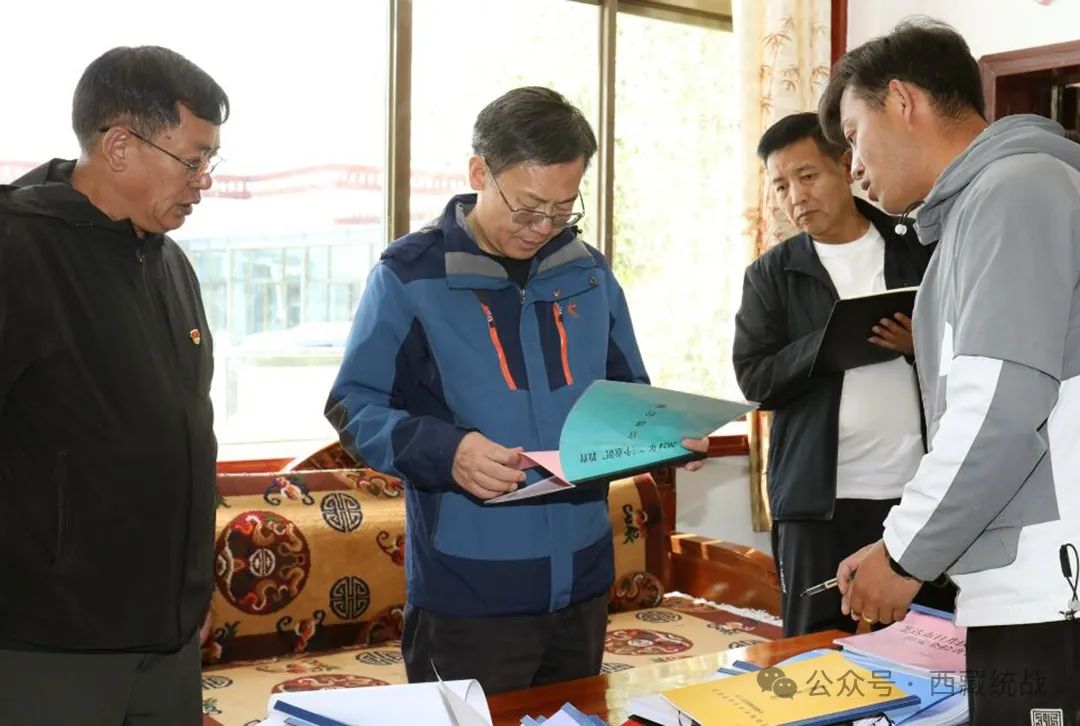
[733,198,934,521]
[0,160,216,651]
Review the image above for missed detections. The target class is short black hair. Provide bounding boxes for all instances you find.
[1064,129,1080,144]
[819,17,984,145]
[756,112,847,163]
[72,46,230,152]
[472,87,597,175]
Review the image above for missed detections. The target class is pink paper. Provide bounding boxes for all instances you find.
[834,610,966,675]
[518,450,567,482]
[487,450,576,505]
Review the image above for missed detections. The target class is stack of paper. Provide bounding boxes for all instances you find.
[659,650,921,726]
[627,650,874,726]
[837,605,968,725]
[626,661,761,726]
[628,620,968,726]
[257,679,492,726]
[833,607,966,678]
[841,652,958,725]
[522,702,610,725]
[851,692,969,726]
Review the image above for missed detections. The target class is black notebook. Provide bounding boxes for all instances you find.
[810,286,918,376]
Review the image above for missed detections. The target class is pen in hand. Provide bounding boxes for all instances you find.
[800,571,855,599]
[800,577,839,598]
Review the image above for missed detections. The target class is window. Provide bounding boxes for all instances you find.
[410,0,599,242]
[3,1,747,460]
[612,12,743,401]
[1,2,389,459]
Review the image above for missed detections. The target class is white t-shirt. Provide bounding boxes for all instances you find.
[813,224,924,500]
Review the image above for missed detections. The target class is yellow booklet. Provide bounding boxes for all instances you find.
[662,650,918,726]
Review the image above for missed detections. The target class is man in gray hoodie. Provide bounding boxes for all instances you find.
[820,19,1080,725]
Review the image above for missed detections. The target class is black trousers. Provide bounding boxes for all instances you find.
[0,632,201,725]
[967,618,1080,726]
[771,497,958,637]
[401,594,609,696]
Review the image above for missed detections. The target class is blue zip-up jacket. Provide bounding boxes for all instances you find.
[326,194,648,617]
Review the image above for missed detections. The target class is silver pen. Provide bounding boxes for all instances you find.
[800,576,839,598]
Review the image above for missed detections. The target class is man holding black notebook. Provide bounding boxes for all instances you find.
[732,112,953,636]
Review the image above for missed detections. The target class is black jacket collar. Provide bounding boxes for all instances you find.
[782,196,918,289]
[3,159,154,241]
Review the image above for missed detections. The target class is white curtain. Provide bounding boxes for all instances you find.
[733,0,832,530]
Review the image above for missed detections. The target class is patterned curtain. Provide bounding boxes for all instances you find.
[733,0,832,532]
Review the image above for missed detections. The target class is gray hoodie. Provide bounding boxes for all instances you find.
[883,114,1080,627]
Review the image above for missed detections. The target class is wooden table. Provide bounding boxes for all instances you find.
[487,630,847,726]
[201,630,846,726]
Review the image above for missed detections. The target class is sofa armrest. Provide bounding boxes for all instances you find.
[667,533,781,617]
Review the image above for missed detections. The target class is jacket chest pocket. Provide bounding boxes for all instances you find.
[532,285,607,392]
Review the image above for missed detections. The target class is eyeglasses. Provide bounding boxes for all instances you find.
[100,126,222,178]
[487,165,584,230]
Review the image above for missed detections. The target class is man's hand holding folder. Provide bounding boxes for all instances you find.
[810,286,919,375]
[868,312,914,356]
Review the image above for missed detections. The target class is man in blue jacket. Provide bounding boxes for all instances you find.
[327,87,706,694]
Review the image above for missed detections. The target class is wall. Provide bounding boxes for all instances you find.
[675,457,771,552]
[847,0,1080,59]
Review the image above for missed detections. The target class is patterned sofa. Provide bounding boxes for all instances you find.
[200,467,781,726]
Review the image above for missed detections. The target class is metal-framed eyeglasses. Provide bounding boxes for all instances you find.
[100,126,222,178]
[487,164,584,230]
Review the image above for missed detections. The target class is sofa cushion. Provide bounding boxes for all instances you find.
[205,469,408,666]
[204,470,666,667]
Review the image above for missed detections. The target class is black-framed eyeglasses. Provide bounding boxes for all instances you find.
[99,126,222,178]
[486,164,584,230]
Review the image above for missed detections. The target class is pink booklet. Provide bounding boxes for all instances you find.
[833,610,966,676]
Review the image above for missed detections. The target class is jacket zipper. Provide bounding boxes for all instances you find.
[54,450,67,565]
[478,300,518,390]
[135,239,193,640]
[552,302,574,386]
[517,285,546,450]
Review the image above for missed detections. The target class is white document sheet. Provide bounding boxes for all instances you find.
[258,679,492,726]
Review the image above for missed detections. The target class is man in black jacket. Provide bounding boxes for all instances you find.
[0,47,227,723]
[733,112,952,636]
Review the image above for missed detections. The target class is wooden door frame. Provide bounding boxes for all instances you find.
[980,40,1080,121]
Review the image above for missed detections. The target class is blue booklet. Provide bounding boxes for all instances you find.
[843,653,955,724]
[489,381,756,503]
